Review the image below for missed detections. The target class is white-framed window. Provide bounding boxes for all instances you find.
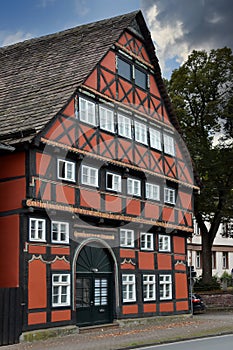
[143,275,156,301]
[118,114,132,139]
[79,97,96,126]
[81,165,98,187]
[159,274,172,300]
[164,187,176,205]
[134,120,147,145]
[99,105,114,133]
[158,235,171,252]
[51,221,69,244]
[140,232,154,251]
[122,274,136,302]
[149,128,162,150]
[146,183,160,201]
[127,178,141,197]
[57,159,75,182]
[164,134,175,156]
[52,274,70,307]
[120,229,134,248]
[29,218,46,242]
[222,252,229,269]
[196,251,201,269]
[106,172,121,192]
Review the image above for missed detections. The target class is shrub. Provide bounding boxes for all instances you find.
[194,275,221,292]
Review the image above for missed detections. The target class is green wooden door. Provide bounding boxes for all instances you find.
[75,244,114,326]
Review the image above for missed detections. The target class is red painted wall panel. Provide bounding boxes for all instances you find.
[138,252,154,270]
[28,260,47,309]
[80,189,101,210]
[175,273,188,299]
[0,152,25,179]
[0,178,25,212]
[0,215,19,287]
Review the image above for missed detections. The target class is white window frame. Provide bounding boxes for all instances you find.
[120,229,134,248]
[158,234,171,252]
[29,218,46,242]
[117,113,132,139]
[52,274,70,307]
[164,134,175,156]
[196,251,201,269]
[99,105,114,133]
[164,187,176,205]
[81,165,98,187]
[127,178,141,197]
[222,252,228,269]
[106,172,121,192]
[140,232,154,251]
[149,128,162,151]
[143,275,156,301]
[134,120,147,145]
[146,182,160,201]
[159,274,172,300]
[57,159,75,182]
[79,97,96,126]
[122,274,136,302]
[51,221,69,244]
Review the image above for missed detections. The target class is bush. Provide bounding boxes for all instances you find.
[220,271,232,287]
[194,275,221,292]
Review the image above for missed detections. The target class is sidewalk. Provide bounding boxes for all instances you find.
[3,311,233,350]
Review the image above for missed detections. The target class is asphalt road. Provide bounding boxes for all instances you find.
[135,335,233,350]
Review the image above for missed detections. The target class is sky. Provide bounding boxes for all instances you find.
[0,0,232,78]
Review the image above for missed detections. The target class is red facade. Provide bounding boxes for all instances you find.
[0,12,198,334]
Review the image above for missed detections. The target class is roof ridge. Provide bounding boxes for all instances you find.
[0,10,140,52]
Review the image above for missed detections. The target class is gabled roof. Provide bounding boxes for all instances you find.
[0,10,180,145]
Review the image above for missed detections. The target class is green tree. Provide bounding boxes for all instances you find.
[167,47,233,284]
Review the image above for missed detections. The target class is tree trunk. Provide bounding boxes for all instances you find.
[201,232,213,284]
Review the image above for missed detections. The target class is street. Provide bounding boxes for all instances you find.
[135,335,233,350]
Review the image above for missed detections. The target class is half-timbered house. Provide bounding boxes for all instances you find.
[0,11,198,335]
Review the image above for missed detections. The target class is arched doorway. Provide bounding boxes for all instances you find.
[75,240,115,326]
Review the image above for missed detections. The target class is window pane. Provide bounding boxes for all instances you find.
[118,58,131,80]
[135,68,147,89]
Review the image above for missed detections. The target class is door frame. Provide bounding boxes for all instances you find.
[72,238,119,314]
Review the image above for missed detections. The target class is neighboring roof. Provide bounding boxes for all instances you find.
[0,142,15,151]
[0,10,181,146]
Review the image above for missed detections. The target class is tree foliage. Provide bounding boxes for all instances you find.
[167,47,233,284]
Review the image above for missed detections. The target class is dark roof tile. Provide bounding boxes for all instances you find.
[0,11,139,144]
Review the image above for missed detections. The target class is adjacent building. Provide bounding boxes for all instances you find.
[0,11,198,336]
[188,219,233,278]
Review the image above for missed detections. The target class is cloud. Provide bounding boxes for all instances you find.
[0,31,32,47]
[37,0,56,8]
[141,0,233,77]
[74,0,90,16]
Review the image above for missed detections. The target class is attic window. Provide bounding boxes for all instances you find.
[118,57,131,81]
[135,67,147,90]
